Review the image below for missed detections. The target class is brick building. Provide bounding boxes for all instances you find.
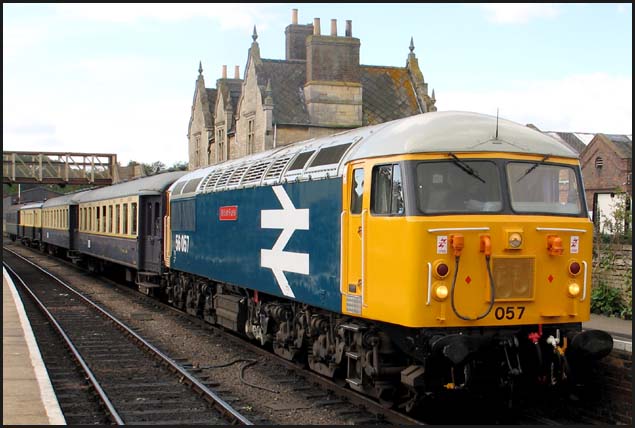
[579,133,632,231]
[187,9,436,170]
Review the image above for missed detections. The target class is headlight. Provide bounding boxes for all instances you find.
[568,283,581,297]
[434,283,449,301]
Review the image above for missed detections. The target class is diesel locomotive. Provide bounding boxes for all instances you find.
[5,111,613,409]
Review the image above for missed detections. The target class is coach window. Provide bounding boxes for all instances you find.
[371,164,404,215]
[131,202,138,235]
[115,204,121,234]
[123,204,129,235]
[108,205,113,233]
[147,202,153,235]
[350,168,364,214]
[154,202,160,235]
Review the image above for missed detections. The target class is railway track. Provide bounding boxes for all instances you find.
[4,242,618,425]
[3,248,253,425]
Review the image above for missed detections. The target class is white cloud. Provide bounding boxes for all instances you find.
[436,73,632,134]
[478,4,559,24]
[51,3,278,31]
[3,57,190,166]
[3,22,49,60]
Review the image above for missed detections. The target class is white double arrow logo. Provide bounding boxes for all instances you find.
[261,186,310,298]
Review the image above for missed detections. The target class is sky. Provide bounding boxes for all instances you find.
[3,3,632,166]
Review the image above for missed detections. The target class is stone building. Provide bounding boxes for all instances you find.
[187,9,436,170]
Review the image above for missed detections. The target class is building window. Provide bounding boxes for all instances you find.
[216,128,226,162]
[247,119,255,155]
[595,156,603,169]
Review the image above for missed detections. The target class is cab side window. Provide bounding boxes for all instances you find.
[371,164,404,215]
[350,168,364,214]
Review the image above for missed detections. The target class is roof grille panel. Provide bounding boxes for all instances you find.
[226,165,250,187]
[265,156,292,180]
[202,169,224,192]
[242,160,271,185]
[214,168,235,190]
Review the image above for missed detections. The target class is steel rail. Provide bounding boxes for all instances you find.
[3,247,253,426]
[3,262,124,425]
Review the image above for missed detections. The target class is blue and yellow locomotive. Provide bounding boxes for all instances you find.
[164,111,612,405]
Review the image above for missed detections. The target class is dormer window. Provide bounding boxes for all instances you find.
[595,156,603,169]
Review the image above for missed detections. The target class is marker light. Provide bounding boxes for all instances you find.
[509,232,523,248]
[568,261,581,276]
[547,235,563,256]
[433,260,450,279]
[568,283,581,297]
[434,284,449,301]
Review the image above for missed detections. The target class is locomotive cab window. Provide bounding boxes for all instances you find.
[415,160,502,214]
[350,168,364,214]
[371,164,404,215]
[507,162,583,215]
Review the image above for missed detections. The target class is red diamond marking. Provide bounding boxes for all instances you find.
[465,276,472,284]
[548,274,554,283]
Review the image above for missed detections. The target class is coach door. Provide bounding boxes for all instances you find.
[343,163,366,315]
[141,196,163,273]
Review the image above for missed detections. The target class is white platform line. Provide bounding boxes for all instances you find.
[613,339,632,353]
[4,267,66,425]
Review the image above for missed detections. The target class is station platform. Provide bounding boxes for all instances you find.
[584,313,632,352]
[3,267,66,425]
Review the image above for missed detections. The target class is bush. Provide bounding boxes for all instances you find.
[590,280,625,317]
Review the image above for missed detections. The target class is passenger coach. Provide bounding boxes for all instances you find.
[41,191,87,257]
[74,171,186,289]
[18,202,43,247]
[3,203,22,242]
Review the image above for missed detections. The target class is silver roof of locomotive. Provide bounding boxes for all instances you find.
[170,111,578,199]
[75,171,186,203]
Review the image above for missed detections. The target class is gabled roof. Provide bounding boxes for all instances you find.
[258,59,309,125]
[603,134,632,159]
[360,65,421,125]
[251,60,422,127]
[554,132,586,154]
[205,88,217,118]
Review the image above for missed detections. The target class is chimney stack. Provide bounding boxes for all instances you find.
[345,20,352,37]
[292,8,298,25]
[234,65,240,79]
[222,65,227,79]
[313,18,321,35]
[330,19,337,36]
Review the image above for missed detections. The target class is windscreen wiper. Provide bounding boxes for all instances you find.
[448,153,486,183]
[516,154,550,183]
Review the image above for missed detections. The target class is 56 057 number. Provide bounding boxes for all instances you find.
[494,306,525,320]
